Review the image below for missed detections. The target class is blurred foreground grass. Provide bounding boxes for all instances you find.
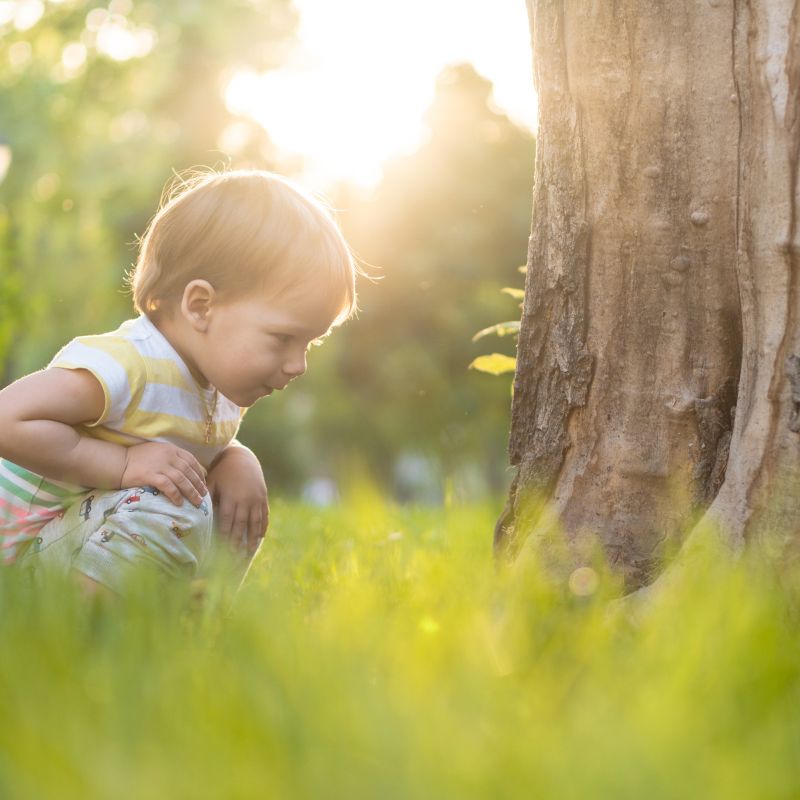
[1,488,799,800]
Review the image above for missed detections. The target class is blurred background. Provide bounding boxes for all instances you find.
[0,0,536,504]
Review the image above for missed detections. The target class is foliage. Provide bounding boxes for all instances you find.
[468,353,516,375]
[471,320,520,341]
[469,265,525,378]
[1,495,799,799]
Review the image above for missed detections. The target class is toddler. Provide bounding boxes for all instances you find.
[0,169,357,597]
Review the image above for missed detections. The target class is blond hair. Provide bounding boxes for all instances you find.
[125,169,358,324]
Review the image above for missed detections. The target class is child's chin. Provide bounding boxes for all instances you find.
[242,387,273,406]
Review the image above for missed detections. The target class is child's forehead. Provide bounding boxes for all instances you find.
[248,286,343,331]
[278,277,344,307]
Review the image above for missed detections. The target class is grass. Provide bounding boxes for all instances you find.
[0,485,799,799]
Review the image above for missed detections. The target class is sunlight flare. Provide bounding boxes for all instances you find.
[225,0,536,187]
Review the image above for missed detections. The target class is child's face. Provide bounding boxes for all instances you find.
[195,284,340,407]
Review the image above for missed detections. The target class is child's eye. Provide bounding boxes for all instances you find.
[272,333,292,344]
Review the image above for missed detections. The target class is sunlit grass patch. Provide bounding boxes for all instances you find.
[0,496,798,799]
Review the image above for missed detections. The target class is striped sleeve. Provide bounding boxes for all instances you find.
[47,335,147,427]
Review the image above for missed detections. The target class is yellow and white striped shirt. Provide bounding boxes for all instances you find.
[0,314,244,563]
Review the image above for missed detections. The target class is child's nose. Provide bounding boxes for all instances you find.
[283,350,307,378]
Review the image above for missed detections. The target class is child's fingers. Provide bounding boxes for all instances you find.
[215,503,249,553]
[162,467,205,506]
[216,502,235,538]
[231,506,250,551]
[174,451,208,493]
[149,474,183,506]
[247,507,265,555]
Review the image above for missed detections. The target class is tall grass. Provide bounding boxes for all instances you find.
[0,489,798,799]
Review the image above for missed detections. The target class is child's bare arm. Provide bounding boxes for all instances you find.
[0,368,207,503]
[0,367,126,487]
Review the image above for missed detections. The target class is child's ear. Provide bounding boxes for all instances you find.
[181,280,215,332]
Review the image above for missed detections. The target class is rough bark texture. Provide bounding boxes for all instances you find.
[701,0,800,559]
[499,0,800,590]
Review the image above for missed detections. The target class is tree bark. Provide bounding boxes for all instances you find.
[499,0,800,590]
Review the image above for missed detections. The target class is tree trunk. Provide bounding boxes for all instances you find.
[498,0,800,590]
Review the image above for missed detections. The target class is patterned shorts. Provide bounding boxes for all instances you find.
[15,486,241,595]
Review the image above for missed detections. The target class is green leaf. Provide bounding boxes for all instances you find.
[468,354,517,375]
[471,320,520,341]
[501,287,525,300]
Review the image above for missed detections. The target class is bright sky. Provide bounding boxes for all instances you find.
[226,0,536,189]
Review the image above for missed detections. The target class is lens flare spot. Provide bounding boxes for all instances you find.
[569,566,599,597]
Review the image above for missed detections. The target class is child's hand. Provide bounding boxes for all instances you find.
[120,442,208,507]
[206,445,269,557]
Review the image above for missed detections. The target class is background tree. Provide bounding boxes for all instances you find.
[498,1,800,589]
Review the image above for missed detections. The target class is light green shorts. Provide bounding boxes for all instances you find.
[15,486,244,595]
